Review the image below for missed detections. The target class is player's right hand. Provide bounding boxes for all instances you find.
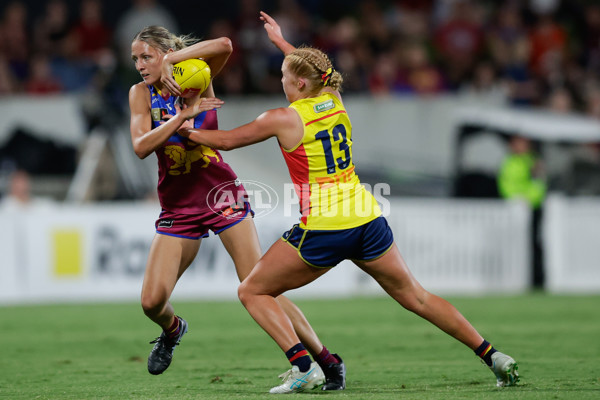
[160,54,182,97]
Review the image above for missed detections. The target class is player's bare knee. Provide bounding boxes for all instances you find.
[237,280,250,306]
[238,279,268,306]
[403,297,424,314]
[395,287,427,314]
[141,293,166,316]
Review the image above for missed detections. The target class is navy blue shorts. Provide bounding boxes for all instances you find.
[281,216,394,268]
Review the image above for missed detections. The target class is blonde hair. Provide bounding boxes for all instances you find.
[285,46,343,95]
[132,26,198,52]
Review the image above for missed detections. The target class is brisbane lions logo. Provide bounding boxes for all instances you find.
[164,145,220,175]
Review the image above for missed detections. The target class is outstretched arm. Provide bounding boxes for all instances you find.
[160,37,233,96]
[260,11,296,55]
[178,107,303,151]
[260,11,343,102]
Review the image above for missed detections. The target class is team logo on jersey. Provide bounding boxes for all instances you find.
[314,99,335,113]
[164,144,220,175]
[151,108,168,122]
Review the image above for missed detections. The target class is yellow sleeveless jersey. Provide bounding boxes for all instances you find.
[282,92,381,230]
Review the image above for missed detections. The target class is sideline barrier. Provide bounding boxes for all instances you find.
[0,198,534,304]
[544,195,600,293]
[386,198,530,294]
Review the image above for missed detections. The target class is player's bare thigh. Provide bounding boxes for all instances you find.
[240,239,329,298]
[218,216,262,281]
[142,233,201,297]
[353,244,426,304]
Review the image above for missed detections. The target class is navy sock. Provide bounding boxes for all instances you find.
[285,343,312,372]
[475,340,497,367]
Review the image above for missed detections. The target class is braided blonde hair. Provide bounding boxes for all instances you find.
[285,46,343,95]
[133,26,198,52]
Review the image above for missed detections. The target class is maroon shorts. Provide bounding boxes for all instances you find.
[155,202,253,239]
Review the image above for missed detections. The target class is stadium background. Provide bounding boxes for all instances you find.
[1,1,600,399]
[1,0,600,299]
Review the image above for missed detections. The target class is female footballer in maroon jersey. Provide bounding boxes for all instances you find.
[128,26,344,388]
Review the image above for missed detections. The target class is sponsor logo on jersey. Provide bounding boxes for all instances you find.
[158,219,174,228]
[221,204,246,218]
[313,99,335,113]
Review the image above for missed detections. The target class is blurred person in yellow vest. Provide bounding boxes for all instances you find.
[497,135,546,288]
[498,136,546,208]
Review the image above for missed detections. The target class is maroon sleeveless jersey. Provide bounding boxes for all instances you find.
[149,85,244,214]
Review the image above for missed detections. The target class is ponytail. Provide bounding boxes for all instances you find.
[285,46,343,94]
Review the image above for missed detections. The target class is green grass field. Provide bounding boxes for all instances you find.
[1,294,599,399]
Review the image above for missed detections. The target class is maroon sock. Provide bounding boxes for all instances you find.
[315,346,339,368]
[166,316,180,339]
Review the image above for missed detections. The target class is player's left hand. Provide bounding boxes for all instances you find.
[176,97,225,121]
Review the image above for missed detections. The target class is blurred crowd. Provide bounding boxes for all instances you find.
[1,0,600,118]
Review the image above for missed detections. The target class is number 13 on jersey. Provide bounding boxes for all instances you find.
[315,123,352,174]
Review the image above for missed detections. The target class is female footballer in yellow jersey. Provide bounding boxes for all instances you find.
[177,11,519,394]
[283,90,381,231]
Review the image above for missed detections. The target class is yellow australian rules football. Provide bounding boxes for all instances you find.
[172,58,211,98]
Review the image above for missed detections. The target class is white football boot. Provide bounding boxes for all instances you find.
[269,362,325,394]
[489,352,519,387]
